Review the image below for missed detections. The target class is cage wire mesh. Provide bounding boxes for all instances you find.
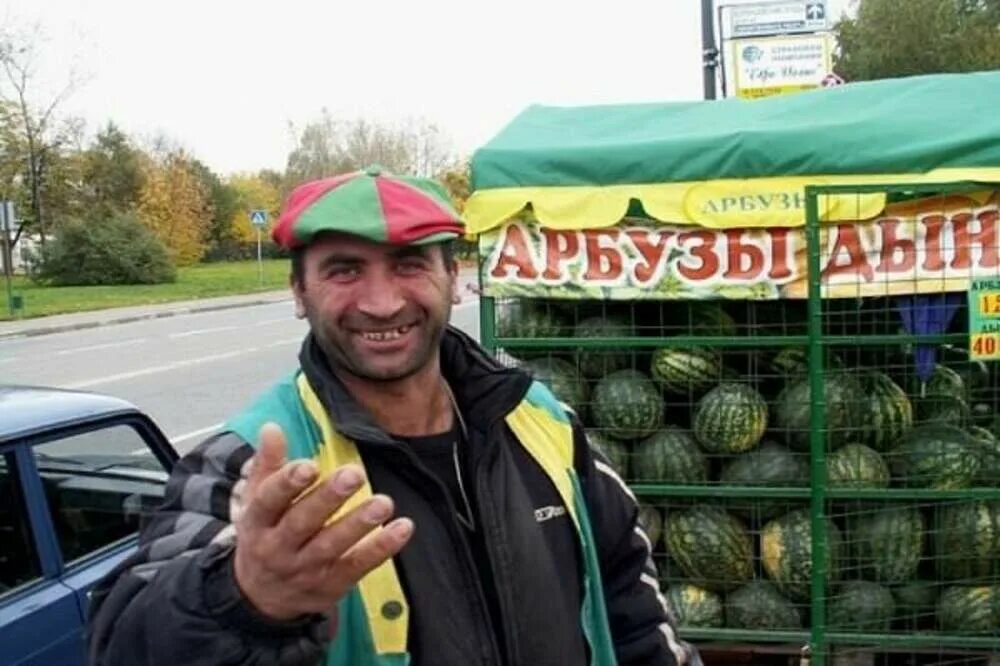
[480,184,1000,665]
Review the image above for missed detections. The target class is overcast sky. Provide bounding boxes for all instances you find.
[4,0,850,176]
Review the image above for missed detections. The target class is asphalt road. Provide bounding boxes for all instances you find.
[1,290,481,456]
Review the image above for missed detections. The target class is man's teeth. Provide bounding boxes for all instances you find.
[361,325,412,341]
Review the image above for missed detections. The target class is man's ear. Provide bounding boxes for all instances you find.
[291,277,307,319]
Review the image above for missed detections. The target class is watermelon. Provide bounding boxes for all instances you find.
[637,503,663,550]
[720,443,808,521]
[665,584,724,628]
[692,383,768,454]
[934,501,1000,580]
[761,509,843,601]
[909,364,965,400]
[650,347,722,395]
[688,303,737,337]
[826,443,890,489]
[632,427,709,484]
[893,581,940,629]
[828,580,896,632]
[665,505,754,592]
[586,428,630,478]
[937,586,1000,633]
[591,370,664,440]
[767,347,844,378]
[775,373,865,451]
[725,580,803,630]
[858,371,913,451]
[496,301,565,359]
[522,357,589,418]
[916,394,971,428]
[850,505,924,584]
[969,425,1000,485]
[898,423,981,489]
[573,316,633,379]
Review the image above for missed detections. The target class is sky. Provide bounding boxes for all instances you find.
[3,0,851,177]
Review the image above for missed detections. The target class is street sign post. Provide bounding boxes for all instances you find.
[728,0,828,38]
[249,210,269,287]
[1,202,16,317]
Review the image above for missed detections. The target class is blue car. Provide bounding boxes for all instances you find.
[0,385,178,665]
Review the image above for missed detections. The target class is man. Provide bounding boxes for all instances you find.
[87,166,698,665]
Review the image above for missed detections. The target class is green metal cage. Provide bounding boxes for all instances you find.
[478,181,1000,665]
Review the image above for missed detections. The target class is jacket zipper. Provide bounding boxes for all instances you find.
[388,445,502,666]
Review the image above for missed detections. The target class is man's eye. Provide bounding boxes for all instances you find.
[326,266,359,279]
[397,260,426,274]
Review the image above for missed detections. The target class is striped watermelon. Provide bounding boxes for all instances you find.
[850,505,924,584]
[937,586,1000,633]
[767,346,844,377]
[496,300,565,359]
[970,425,1000,485]
[720,443,808,521]
[586,428,630,478]
[666,584,724,628]
[775,372,865,451]
[637,503,663,550]
[909,364,965,400]
[934,501,1000,580]
[898,423,981,489]
[724,580,802,630]
[591,370,664,440]
[761,509,843,601]
[573,315,633,379]
[828,580,896,632]
[893,581,940,630]
[521,357,589,418]
[692,383,768,454]
[688,303,737,336]
[650,347,722,395]
[858,371,913,451]
[665,505,754,592]
[632,427,709,484]
[826,443,890,489]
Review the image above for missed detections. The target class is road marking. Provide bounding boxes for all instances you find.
[57,338,147,355]
[263,336,304,349]
[169,325,239,339]
[62,349,257,389]
[165,422,225,447]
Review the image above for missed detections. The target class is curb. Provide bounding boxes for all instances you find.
[0,295,293,341]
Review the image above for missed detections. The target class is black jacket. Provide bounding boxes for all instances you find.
[86,328,696,665]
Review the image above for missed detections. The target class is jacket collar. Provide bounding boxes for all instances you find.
[298,326,531,444]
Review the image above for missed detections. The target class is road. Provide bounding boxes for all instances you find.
[0,289,481,456]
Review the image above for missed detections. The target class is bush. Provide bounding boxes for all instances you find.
[38,213,176,285]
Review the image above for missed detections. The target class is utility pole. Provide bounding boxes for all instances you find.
[701,0,720,100]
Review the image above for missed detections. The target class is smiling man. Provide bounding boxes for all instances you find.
[86,166,698,666]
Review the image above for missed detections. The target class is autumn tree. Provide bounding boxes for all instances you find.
[285,112,454,186]
[137,151,212,265]
[225,173,281,244]
[834,0,1000,81]
[78,122,145,220]
[0,23,84,247]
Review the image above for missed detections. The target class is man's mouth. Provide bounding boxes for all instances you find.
[359,324,414,342]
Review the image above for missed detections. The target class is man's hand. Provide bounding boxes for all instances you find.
[233,422,414,622]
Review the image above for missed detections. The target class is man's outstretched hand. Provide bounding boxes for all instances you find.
[233,422,414,622]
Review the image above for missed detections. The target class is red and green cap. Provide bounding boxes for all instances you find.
[272,166,464,249]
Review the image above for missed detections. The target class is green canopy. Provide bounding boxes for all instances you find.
[465,71,1000,232]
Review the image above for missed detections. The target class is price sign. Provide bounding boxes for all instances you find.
[969,279,1000,361]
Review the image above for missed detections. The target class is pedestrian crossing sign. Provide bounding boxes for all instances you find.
[250,210,268,227]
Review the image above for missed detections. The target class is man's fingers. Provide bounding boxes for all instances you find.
[278,465,367,548]
[321,518,415,599]
[242,457,324,530]
[247,423,288,490]
[295,494,395,566]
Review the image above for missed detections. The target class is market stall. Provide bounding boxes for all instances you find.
[466,70,1000,665]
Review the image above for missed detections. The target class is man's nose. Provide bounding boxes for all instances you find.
[356,269,406,319]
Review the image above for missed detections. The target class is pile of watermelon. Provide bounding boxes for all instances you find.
[500,298,1000,635]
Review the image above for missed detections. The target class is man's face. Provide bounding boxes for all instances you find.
[292,233,458,382]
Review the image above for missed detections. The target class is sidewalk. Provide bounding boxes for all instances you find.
[0,290,293,340]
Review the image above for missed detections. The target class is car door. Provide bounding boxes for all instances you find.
[0,446,84,666]
[20,413,176,662]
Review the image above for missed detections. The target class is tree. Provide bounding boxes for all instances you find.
[285,111,454,186]
[186,157,241,255]
[0,23,84,247]
[78,122,145,220]
[137,151,212,265]
[834,0,1000,81]
[225,173,281,243]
